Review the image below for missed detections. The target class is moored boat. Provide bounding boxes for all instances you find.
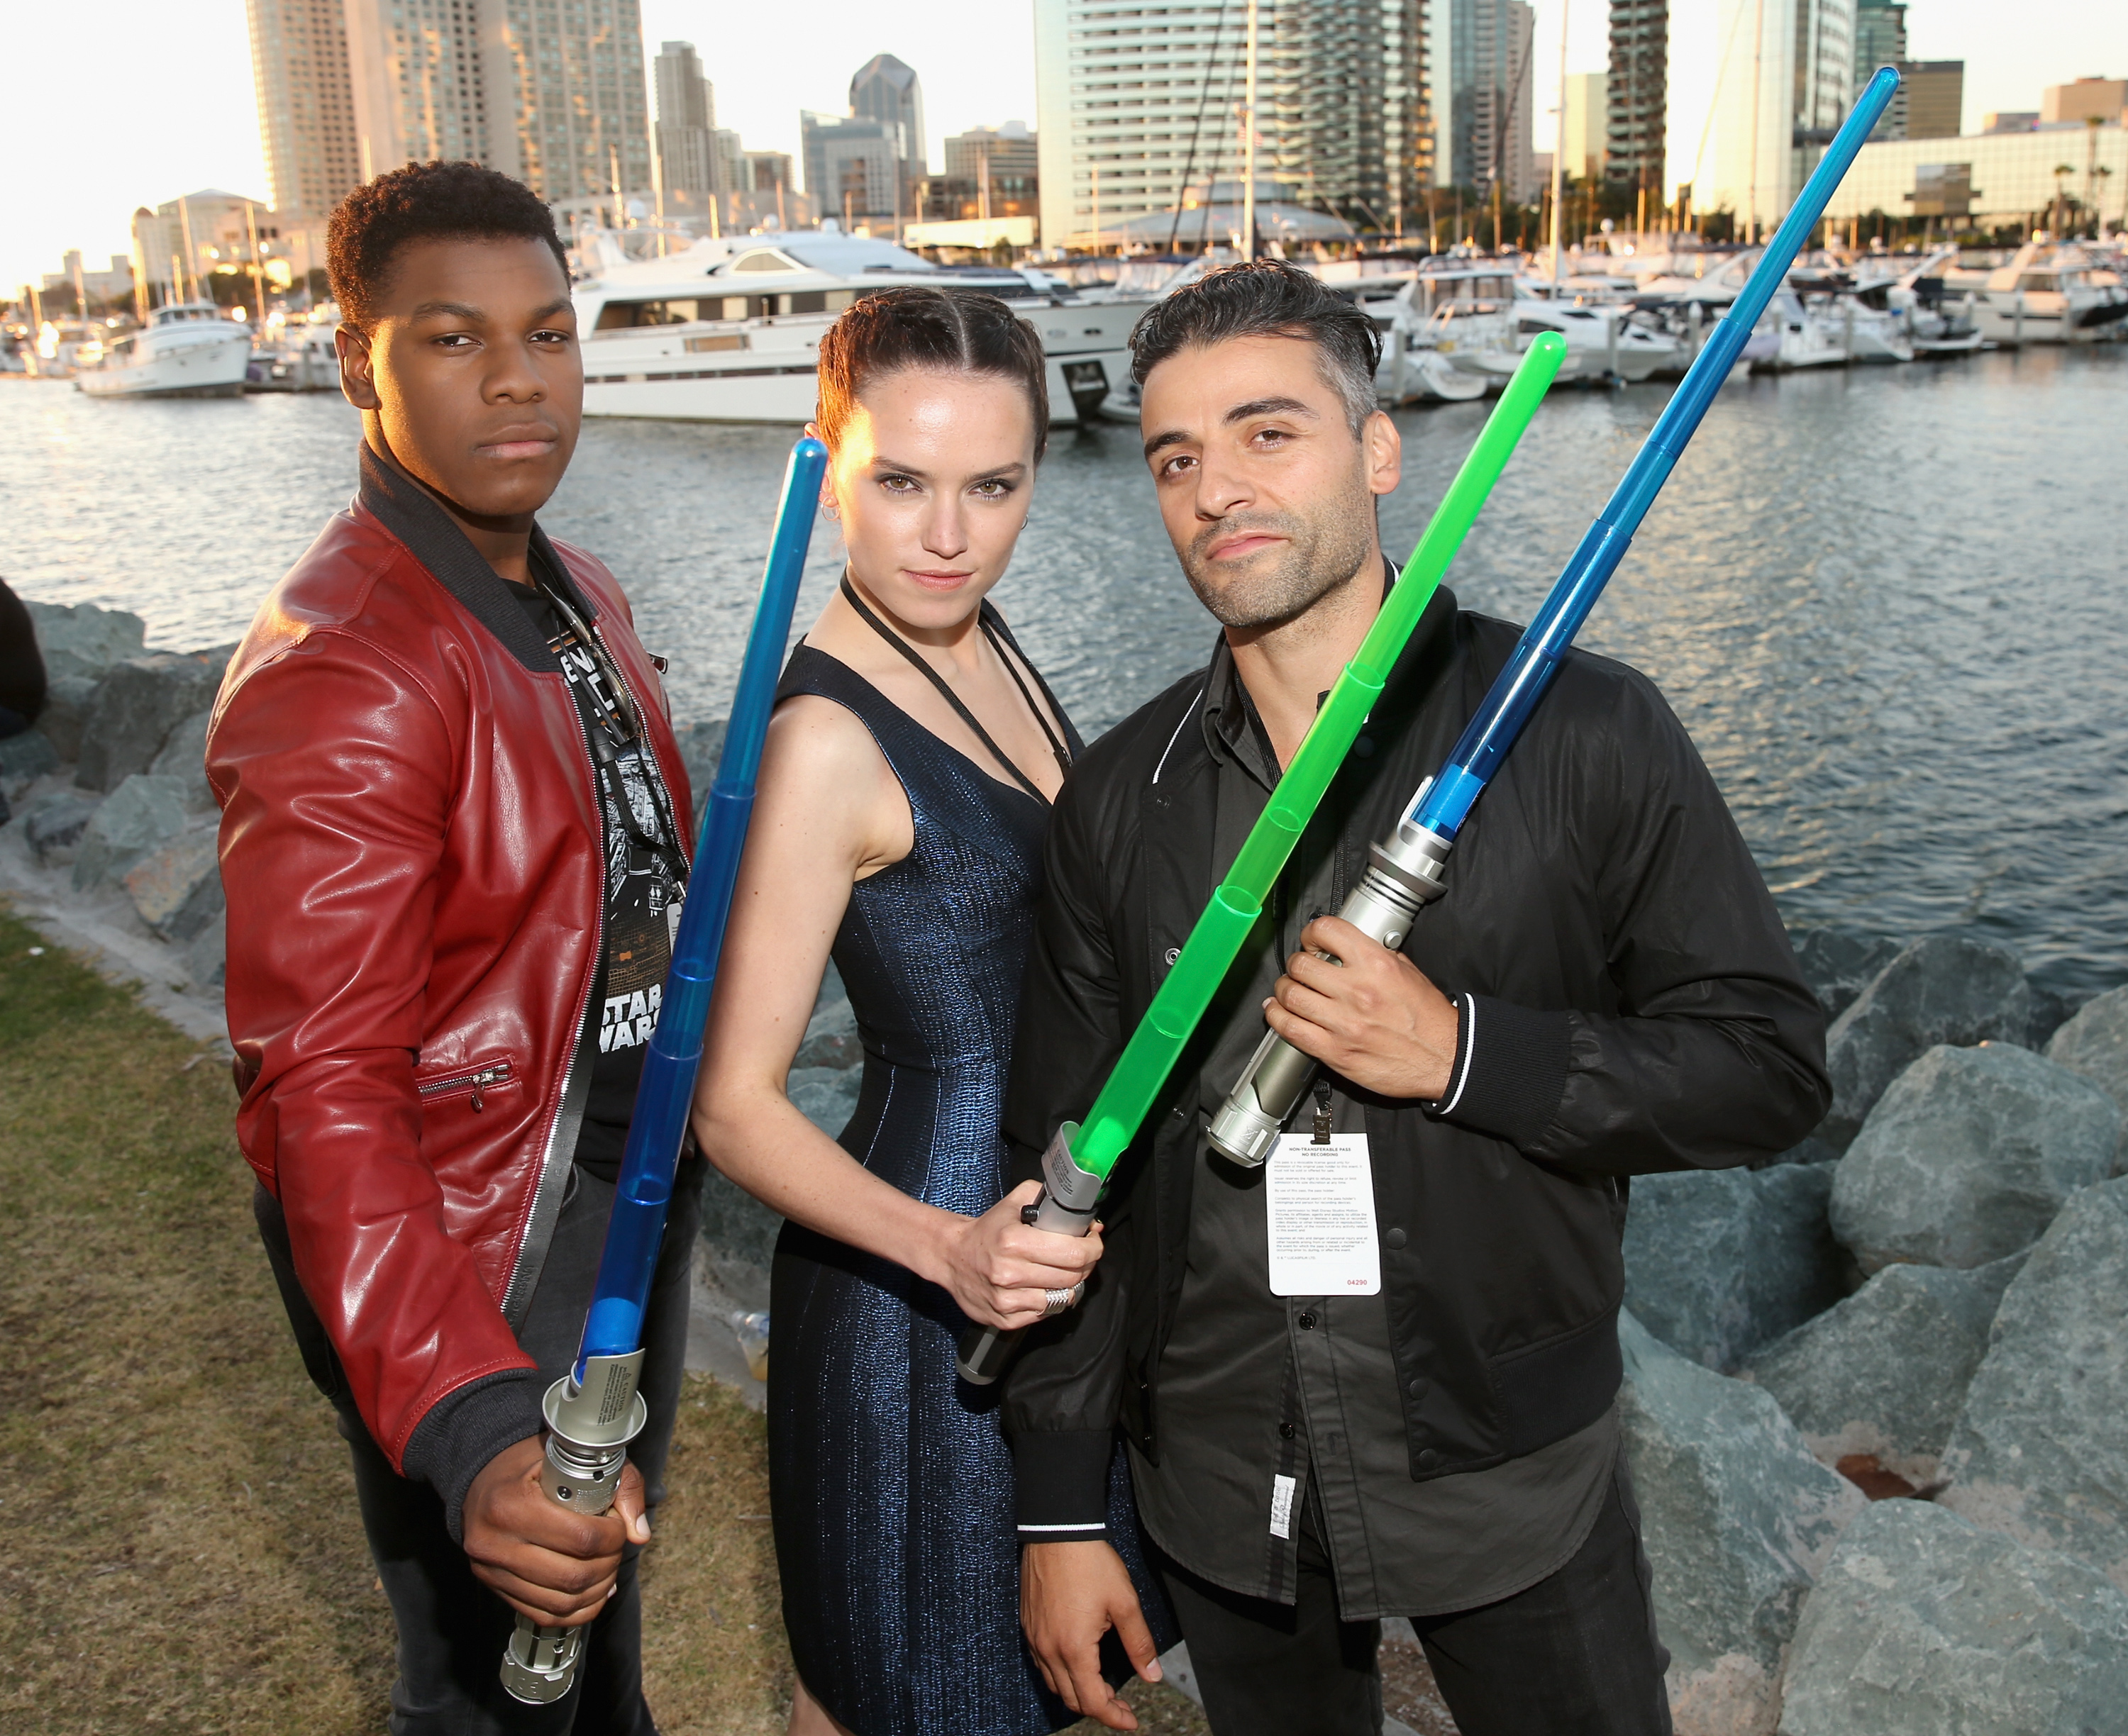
[572,227,1148,426]
[77,304,250,399]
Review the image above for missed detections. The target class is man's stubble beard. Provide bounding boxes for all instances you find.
[1177,464,1378,632]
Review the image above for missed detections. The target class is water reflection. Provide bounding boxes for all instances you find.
[3,344,2121,996]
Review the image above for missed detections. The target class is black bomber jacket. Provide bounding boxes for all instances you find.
[999,582,1831,1534]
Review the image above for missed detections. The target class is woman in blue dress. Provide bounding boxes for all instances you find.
[692,287,1172,1735]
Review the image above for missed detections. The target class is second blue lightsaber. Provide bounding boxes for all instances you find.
[501,433,829,1704]
[1207,67,1900,1164]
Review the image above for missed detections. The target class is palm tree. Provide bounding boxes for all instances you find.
[2053,164,2076,239]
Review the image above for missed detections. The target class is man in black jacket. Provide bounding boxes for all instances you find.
[1003,262,1829,1736]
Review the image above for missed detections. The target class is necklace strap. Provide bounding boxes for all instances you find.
[838,576,1051,803]
[980,606,1074,780]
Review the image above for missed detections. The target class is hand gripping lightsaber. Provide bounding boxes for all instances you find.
[954,337,1568,1386]
[1205,67,1903,1165]
[500,435,829,1704]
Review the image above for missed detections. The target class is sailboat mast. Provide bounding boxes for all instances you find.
[1548,0,1568,284]
[1241,0,1258,261]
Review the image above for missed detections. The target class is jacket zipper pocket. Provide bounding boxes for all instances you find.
[416,1060,514,1112]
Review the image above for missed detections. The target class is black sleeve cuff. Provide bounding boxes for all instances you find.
[1425,993,1572,1152]
[1010,1428,1114,1540]
[401,1369,547,1543]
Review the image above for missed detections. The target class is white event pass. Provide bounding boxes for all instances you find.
[1265,1133,1382,1297]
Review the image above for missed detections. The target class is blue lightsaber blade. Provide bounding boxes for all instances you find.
[577,433,831,1374]
[501,433,828,1704]
[1411,67,1901,842]
[1207,67,1900,1166]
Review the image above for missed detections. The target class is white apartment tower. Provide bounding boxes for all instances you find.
[1035,0,1433,250]
[331,0,650,203]
[1666,0,1854,230]
[245,0,364,214]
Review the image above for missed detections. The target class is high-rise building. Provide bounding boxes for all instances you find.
[850,53,927,196]
[1671,0,1852,233]
[1851,0,1907,138]
[1902,60,1963,140]
[1558,70,1607,182]
[338,0,650,204]
[245,0,362,215]
[1431,0,1536,199]
[655,41,717,200]
[2043,77,2128,126]
[803,111,904,228]
[1605,0,1664,204]
[1035,0,1431,250]
[945,124,1040,220]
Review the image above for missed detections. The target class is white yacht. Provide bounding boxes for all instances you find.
[249,315,343,391]
[572,228,1149,425]
[75,304,251,399]
[1510,298,1682,383]
[1966,244,2128,345]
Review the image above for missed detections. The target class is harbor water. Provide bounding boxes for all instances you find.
[2,345,2123,999]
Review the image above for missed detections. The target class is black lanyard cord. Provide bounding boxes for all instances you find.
[838,574,1069,803]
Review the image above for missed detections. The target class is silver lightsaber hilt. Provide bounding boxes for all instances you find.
[955,1123,1106,1386]
[498,1350,650,1705]
[1205,816,1453,1167]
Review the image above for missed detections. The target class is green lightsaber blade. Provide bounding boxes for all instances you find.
[1073,331,1566,1173]
[956,331,1565,1386]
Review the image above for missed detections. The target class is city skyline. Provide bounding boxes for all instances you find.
[2,0,2123,289]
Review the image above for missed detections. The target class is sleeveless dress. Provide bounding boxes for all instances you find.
[768,638,1173,1736]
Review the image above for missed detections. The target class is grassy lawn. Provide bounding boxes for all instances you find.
[0,903,1209,1735]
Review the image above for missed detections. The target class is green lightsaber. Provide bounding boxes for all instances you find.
[957,332,1568,1385]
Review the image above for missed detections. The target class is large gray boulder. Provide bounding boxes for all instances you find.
[1786,927,1900,1021]
[76,648,230,793]
[24,599,145,681]
[0,727,59,797]
[124,828,224,942]
[1830,1043,2119,1274]
[1941,1175,2128,1588]
[148,708,216,812]
[1741,1251,2025,1485]
[70,774,187,891]
[2046,985,2128,1164]
[1623,1164,1845,1372]
[23,791,100,866]
[1819,934,2032,1147]
[37,674,99,762]
[1775,1498,2128,1736]
[1618,1311,1863,1734]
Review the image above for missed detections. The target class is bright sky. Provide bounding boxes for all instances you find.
[3,0,2121,293]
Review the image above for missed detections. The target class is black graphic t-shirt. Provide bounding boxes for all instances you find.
[510,566,688,1181]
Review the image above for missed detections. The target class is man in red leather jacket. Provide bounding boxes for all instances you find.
[209,163,702,1734]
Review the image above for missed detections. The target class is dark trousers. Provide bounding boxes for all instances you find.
[262,1159,703,1736]
[1160,1458,1673,1736]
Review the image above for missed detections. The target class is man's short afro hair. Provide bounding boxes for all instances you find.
[328,160,570,333]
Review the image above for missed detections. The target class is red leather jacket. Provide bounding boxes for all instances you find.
[209,447,692,1475]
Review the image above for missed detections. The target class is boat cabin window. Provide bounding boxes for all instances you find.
[594,289,858,330]
[2017,274,2058,292]
[731,249,803,273]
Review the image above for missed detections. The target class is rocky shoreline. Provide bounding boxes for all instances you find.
[8,602,2127,1733]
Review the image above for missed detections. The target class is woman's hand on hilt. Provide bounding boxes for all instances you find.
[936,1179,1104,1330]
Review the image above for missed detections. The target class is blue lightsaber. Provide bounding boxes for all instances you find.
[502,434,829,1703]
[1207,67,1901,1164]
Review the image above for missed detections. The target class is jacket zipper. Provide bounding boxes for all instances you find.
[417,1060,513,1111]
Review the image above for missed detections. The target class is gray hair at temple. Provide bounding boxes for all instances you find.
[1124,258,1384,435]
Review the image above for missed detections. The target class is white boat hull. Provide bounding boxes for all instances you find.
[1971,289,2128,345]
[581,301,1145,426]
[77,327,250,399]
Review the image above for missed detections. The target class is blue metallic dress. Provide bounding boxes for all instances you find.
[768,641,1171,1736]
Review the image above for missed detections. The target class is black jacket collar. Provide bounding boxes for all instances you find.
[1196,556,1461,783]
[356,440,594,673]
